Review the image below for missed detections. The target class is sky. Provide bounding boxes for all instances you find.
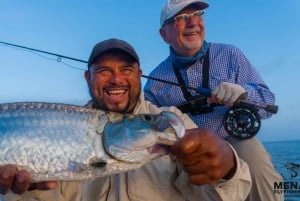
[0,0,299,142]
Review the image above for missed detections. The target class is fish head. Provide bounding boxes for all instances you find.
[102,111,185,163]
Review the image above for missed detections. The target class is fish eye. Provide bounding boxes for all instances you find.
[141,114,156,122]
[90,161,106,168]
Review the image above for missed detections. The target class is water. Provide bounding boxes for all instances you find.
[0,140,299,200]
[264,140,300,201]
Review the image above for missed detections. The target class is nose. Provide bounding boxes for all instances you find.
[187,17,199,27]
[109,72,125,84]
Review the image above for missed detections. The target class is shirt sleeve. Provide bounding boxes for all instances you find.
[172,143,251,201]
[214,143,252,200]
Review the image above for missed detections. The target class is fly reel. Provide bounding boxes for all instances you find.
[223,104,261,139]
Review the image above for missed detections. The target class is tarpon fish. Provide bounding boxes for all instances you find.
[0,102,185,182]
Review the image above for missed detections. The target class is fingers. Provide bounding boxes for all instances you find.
[182,156,220,174]
[210,82,246,106]
[0,165,31,194]
[0,165,58,195]
[11,170,31,194]
[170,128,204,156]
[182,158,224,185]
[0,165,17,194]
[35,181,58,190]
[210,93,236,106]
[171,128,236,185]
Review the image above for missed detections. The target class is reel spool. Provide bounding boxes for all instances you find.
[223,104,261,139]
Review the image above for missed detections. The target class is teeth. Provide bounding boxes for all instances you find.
[186,31,198,35]
[108,89,125,94]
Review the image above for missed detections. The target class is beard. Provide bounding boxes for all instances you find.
[89,84,141,114]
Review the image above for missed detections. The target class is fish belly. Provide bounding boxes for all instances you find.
[0,102,107,181]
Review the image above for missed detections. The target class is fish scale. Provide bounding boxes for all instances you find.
[0,102,184,182]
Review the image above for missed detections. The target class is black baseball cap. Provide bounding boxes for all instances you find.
[88,38,140,67]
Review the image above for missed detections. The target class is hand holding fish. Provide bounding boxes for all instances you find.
[170,128,236,185]
[0,165,57,194]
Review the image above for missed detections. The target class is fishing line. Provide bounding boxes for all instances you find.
[0,41,186,87]
[26,48,84,71]
[0,41,85,71]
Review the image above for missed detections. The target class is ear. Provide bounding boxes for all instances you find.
[84,70,90,82]
[159,28,171,44]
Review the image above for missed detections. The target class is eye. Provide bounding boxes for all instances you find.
[141,114,156,122]
[91,67,112,76]
[175,14,189,22]
[121,66,135,75]
[90,161,106,168]
[98,69,113,76]
[89,157,107,168]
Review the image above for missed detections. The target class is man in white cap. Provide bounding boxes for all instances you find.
[144,0,283,201]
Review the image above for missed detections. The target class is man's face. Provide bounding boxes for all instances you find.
[85,51,142,113]
[160,6,206,56]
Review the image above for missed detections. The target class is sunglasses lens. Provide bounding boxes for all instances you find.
[164,10,204,27]
[175,14,189,26]
[193,10,204,17]
[175,10,204,26]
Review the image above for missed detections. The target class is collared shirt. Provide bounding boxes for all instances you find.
[144,43,275,139]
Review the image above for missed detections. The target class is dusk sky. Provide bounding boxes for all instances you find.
[1,0,299,142]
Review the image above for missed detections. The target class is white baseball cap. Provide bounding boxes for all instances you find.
[160,0,209,27]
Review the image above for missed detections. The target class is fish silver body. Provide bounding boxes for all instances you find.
[0,102,185,182]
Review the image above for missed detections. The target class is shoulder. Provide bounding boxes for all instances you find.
[148,57,172,77]
[209,42,240,50]
[209,42,245,56]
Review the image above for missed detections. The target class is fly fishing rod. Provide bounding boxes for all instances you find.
[1,41,279,139]
[0,41,87,63]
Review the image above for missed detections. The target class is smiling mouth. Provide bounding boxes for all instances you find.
[184,31,199,36]
[106,88,128,99]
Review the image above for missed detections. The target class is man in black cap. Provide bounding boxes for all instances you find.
[0,38,251,201]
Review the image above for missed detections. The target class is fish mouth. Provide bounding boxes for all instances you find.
[105,143,170,163]
[147,144,170,155]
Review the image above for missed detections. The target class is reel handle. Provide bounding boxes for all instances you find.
[239,100,278,114]
[265,104,279,114]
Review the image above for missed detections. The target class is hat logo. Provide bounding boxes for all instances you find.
[170,0,188,5]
